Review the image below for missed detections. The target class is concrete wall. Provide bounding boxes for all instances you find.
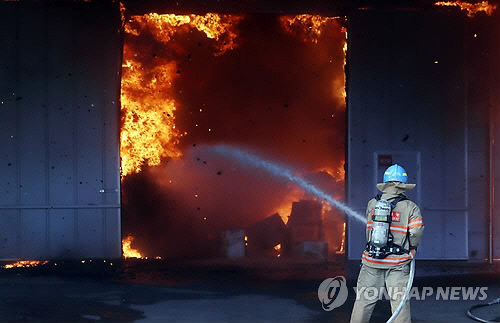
[347,10,500,262]
[0,2,122,259]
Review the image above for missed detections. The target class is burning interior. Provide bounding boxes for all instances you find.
[120,12,348,261]
[0,0,498,272]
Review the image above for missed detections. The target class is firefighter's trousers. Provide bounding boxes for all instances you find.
[350,263,411,323]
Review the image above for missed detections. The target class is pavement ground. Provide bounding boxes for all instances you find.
[0,260,498,323]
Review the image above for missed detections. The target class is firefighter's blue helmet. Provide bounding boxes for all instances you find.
[383,164,408,183]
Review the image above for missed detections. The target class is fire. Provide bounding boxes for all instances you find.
[340,28,348,100]
[337,222,346,254]
[122,235,144,258]
[273,244,282,257]
[120,13,243,176]
[120,55,181,176]
[4,260,48,269]
[273,160,346,224]
[316,162,345,183]
[119,2,126,27]
[273,188,305,224]
[280,15,348,106]
[120,12,347,260]
[280,15,342,43]
[274,203,294,224]
[125,13,243,55]
[435,0,497,17]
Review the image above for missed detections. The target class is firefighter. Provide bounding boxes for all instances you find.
[350,164,424,323]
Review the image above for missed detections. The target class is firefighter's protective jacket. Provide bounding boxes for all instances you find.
[361,181,424,269]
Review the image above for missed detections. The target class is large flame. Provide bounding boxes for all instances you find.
[435,0,497,17]
[122,235,144,258]
[125,13,243,55]
[120,55,182,177]
[120,13,243,177]
[120,12,347,259]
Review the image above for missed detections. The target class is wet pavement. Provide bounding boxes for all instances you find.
[0,260,498,323]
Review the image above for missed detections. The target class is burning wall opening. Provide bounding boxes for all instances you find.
[120,13,347,261]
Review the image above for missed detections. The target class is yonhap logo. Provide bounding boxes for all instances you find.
[318,276,348,311]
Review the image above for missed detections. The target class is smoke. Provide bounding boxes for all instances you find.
[121,14,347,259]
[122,145,300,259]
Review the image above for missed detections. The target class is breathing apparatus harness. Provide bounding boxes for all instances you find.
[366,194,410,259]
[365,193,417,323]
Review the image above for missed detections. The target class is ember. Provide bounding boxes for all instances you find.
[273,244,282,257]
[4,261,48,269]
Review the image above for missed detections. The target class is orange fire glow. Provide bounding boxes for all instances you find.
[273,160,345,224]
[125,13,243,55]
[340,28,348,100]
[316,162,345,183]
[119,2,126,27]
[122,235,144,258]
[120,13,243,177]
[280,15,342,43]
[120,12,347,260]
[4,260,48,269]
[435,0,497,17]
[280,15,347,104]
[272,188,305,224]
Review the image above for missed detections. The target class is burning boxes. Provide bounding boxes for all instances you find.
[222,202,329,260]
[287,200,329,259]
[246,213,287,257]
[287,200,323,242]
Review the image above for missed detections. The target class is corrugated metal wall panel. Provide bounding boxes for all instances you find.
[0,2,122,260]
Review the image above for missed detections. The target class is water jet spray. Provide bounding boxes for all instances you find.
[211,144,366,224]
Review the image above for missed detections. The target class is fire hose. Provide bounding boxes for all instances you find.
[386,255,416,323]
[466,297,500,323]
[386,258,500,323]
